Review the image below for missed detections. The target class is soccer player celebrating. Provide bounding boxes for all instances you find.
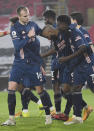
[10,16,44,118]
[63,12,93,121]
[41,15,94,125]
[2,6,53,126]
[57,15,94,125]
[43,10,68,120]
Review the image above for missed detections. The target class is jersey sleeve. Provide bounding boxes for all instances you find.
[10,26,30,50]
[84,32,92,44]
[74,34,86,48]
[33,22,42,35]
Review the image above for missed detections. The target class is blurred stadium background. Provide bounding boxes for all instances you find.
[0,0,94,90]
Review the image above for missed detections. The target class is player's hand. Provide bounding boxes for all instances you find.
[28,27,35,38]
[59,56,69,63]
[41,66,46,75]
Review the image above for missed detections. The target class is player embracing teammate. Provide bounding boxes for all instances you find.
[1,6,94,126]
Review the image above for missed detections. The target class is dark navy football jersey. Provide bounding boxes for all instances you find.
[10,20,42,65]
[54,31,72,58]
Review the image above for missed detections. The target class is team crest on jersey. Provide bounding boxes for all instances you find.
[12,31,17,38]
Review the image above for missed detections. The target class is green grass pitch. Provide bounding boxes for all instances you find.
[0,89,94,131]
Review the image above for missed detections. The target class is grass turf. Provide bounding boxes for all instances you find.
[0,89,94,131]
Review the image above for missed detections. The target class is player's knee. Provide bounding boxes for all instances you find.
[35,86,43,94]
[63,84,71,93]
[53,82,61,94]
[8,81,18,91]
[17,84,24,93]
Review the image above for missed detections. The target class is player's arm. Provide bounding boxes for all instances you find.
[59,45,86,63]
[0,31,10,37]
[40,66,46,75]
[11,26,35,50]
[84,32,94,53]
[59,35,87,63]
[41,48,56,58]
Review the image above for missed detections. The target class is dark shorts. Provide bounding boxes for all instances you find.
[9,62,45,87]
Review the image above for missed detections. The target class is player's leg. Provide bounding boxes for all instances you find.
[35,86,53,125]
[51,70,61,115]
[64,85,83,125]
[21,88,43,117]
[61,68,73,120]
[1,81,18,126]
[63,91,90,120]
[1,64,25,126]
[63,92,72,117]
[15,81,44,118]
[82,72,94,120]
[53,81,61,115]
[64,69,86,125]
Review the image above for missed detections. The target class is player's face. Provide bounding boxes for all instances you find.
[57,21,67,32]
[44,17,53,25]
[18,9,30,24]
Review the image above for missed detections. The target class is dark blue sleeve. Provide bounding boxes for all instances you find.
[10,26,30,50]
[74,34,86,49]
[84,33,92,44]
[33,22,42,35]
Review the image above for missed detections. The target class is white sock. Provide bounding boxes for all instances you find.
[46,115,51,118]
[22,109,28,113]
[9,115,15,120]
[56,112,61,114]
[50,106,54,112]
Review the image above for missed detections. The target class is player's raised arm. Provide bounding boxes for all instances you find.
[41,48,56,58]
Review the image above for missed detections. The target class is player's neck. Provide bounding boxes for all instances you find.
[19,20,27,25]
[76,25,81,29]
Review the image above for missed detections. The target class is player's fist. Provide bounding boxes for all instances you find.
[28,27,35,38]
